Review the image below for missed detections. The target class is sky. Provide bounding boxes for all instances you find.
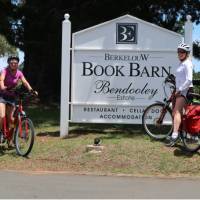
[0,49,24,71]
[0,23,200,71]
[192,24,200,72]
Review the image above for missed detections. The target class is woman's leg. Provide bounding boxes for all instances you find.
[172,96,187,135]
[0,103,6,131]
[166,95,187,146]
[6,104,15,146]
[6,104,15,129]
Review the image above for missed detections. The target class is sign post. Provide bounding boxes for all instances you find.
[60,14,71,138]
[184,15,193,55]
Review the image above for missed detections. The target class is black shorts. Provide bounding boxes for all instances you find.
[0,95,16,106]
[181,87,193,103]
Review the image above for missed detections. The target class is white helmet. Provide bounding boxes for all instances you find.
[177,43,190,52]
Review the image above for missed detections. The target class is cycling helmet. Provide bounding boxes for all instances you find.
[177,43,190,53]
[7,55,19,63]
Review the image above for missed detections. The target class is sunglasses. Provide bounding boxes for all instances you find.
[10,62,18,65]
[177,50,186,54]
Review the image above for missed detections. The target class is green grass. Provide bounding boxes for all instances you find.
[1,104,200,177]
[26,104,60,133]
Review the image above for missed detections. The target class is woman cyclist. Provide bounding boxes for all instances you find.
[0,56,36,146]
[166,43,193,146]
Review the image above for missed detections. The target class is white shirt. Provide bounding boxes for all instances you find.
[175,58,193,93]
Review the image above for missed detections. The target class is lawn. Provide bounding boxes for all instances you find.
[1,104,200,177]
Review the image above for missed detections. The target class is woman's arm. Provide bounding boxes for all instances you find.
[21,76,38,96]
[21,76,33,91]
[178,61,193,91]
[0,71,7,90]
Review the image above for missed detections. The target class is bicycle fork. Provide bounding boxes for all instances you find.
[18,114,29,139]
[156,106,168,125]
[3,117,13,141]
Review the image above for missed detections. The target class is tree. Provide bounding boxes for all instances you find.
[1,0,200,102]
[193,40,200,60]
[0,34,16,57]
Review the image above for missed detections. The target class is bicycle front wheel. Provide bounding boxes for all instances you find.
[182,132,200,153]
[14,118,35,157]
[142,103,173,140]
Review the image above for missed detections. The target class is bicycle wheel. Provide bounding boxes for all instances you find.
[182,131,200,153]
[14,117,35,156]
[142,103,173,139]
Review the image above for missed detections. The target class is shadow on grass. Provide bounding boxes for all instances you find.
[36,123,145,139]
[173,144,200,158]
[0,149,5,156]
[26,105,59,128]
[0,147,26,158]
[37,131,60,137]
[29,105,146,140]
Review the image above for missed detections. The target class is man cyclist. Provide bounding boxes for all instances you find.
[0,55,37,146]
[166,43,193,147]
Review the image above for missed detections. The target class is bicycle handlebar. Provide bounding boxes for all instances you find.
[4,86,38,100]
[189,92,200,100]
[163,74,200,101]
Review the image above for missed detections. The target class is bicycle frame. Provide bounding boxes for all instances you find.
[15,99,27,138]
[0,88,36,156]
[158,81,200,140]
[143,74,200,152]
[1,96,26,145]
[155,87,175,125]
[2,117,12,142]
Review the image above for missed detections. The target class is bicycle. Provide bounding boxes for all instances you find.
[0,88,37,156]
[142,74,200,152]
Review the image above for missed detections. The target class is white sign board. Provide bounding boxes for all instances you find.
[70,14,183,124]
[71,50,178,123]
[71,15,182,123]
[60,14,193,136]
[60,14,197,137]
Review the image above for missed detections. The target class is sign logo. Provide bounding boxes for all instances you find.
[116,23,138,44]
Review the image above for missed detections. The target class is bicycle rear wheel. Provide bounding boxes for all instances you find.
[14,118,35,157]
[182,132,200,153]
[142,103,173,140]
